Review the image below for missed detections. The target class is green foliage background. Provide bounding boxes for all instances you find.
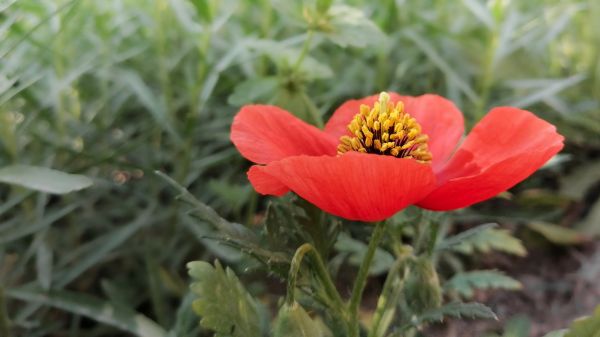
[1,0,599,336]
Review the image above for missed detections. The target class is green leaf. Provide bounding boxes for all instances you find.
[461,0,494,28]
[273,302,331,337]
[579,198,600,236]
[7,288,166,337]
[403,29,479,103]
[322,5,386,48]
[565,306,600,337]
[334,232,394,275]
[526,222,588,246]
[190,0,213,22]
[560,160,600,200]
[451,227,526,257]
[0,165,92,194]
[436,223,498,252]
[444,270,522,299]
[411,302,497,327]
[506,75,586,108]
[188,260,263,337]
[228,77,280,106]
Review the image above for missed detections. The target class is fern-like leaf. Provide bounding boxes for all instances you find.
[444,270,522,298]
[405,302,497,329]
[188,260,264,337]
[446,226,526,256]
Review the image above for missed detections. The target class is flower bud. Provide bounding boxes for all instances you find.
[273,302,329,337]
[403,257,442,314]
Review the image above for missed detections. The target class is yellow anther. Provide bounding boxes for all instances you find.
[374,139,382,150]
[336,92,432,163]
[360,104,370,116]
[361,125,373,139]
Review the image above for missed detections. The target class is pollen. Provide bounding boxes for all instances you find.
[337,92,432,163]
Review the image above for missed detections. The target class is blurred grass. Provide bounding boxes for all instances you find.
[0,0,599,336]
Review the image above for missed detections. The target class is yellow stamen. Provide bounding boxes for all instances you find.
[337,92,432,163]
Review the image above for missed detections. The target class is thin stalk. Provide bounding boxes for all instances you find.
[474,27,499,122]
[0,286,10,337]
[348,221,386,337]
[286,243,313,304]
[292,30,314,72]
[368,258,406,337]
[287,243,344,310]
[425,221,440,257]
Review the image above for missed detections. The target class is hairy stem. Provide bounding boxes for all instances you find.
[286,243,313,304]
[349,221,386,337]
[287,243,345,310]
[368,258,406,337]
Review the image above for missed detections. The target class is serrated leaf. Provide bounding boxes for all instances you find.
[437,223,498,252]
[444,270,522,298]
[408,302,497,327]
[452,227,526,257]
[565,306,600,337]
[188,260,263,337]
[0,165,92,194]
[322,5,386,48]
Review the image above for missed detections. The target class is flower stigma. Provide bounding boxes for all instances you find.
[337,92,432,163]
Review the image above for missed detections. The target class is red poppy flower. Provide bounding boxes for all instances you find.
[230,92,564,222]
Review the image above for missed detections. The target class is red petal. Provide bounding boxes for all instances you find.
[247,165,289,196]
[248,153,436,222]
[324,93,464,171]
[418,107,564,210]
[231,105,338,164]
[398,94,464,171]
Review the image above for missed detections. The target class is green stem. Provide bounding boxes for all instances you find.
[368,258,406,337]
[349,221,386,337]
[0,287,10,337]
[425,221,440,257]
[474,27,498,122]
[286,243,313,304]
[287,243,344,310]
[292,30,314,72]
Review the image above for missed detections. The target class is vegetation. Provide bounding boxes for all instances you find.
[1,0,599,336]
